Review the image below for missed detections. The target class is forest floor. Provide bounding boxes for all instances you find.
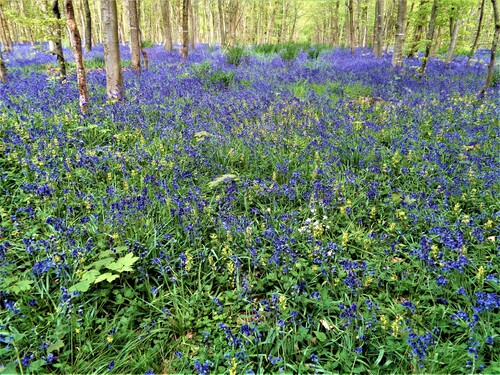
[0,44,499,374]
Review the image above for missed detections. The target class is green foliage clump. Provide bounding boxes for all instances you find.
[141,40,155,48]
[225,45,246,66]
[192,61,235,89]
[280,42,301,62]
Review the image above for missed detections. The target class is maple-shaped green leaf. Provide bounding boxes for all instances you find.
[81,270,100,283]
[47,339,64,354]
[106,253,139,273]
[69,280,91,293]
[87,257,115,271]
[8,279,33,294]
[94,272,120,284]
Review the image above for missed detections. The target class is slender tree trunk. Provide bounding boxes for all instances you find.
[420,0,438,74]
[52,0,67,81]
[467,0,486,66]
[181,0,189,59]
[161,0,173,51]
[100,0,123,99]
[331,0,340,46]
[348,0,355,53]
[129,0,141,72]
[361,0,368,47]
[228,0,239,47]
[0,4,12,52]
[445,18,462,64]
[83,0,92,50]
[392,0,407,67]
[0,47,6,83]
[64,0,89,112]
[407,0,427,58]
[289,6,299,41]
[218,0,225,45]
[189,0,195,49]
[374,0,384,57]
[479,0,499,96]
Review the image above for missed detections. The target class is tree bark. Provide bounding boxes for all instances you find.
[0,47,6,83]
[479,0,499,96]
[64,0,89,112]
[129,0,141,72]
[181,0,189,59]
[392,0,407,67]
[420,0,438,74]
[100,0,123,99]
[52,0,67,81]
[160,0,173,50]
[218,0,225,46]
[348,0,355,53]
[189,0,195,49]
[83,0,92,50]
[467,0,486,66]
[0,4,12,52]
[374,0,384,57]
[445,18,462,64]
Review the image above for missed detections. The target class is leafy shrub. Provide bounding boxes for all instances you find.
[225,45,246,66]
[208,69,234,87]
[280,42,300,62]
[141,40,155,48]
[192,61,235,89]
[307,47,321,60]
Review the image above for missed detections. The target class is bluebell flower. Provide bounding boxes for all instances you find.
[108,360,115,371]
[436,275,448,287]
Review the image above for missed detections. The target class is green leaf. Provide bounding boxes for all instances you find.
[87,257,115,271]
[391,193,402,203]
[194,131,212,141]
[208,174,239,189]
[106,253,139,273]
[0,362,18,374]
[98,250,115,258]
[114,246,128,254]
[315,331,327,342]
[69,280,91,293]
[47,339,64,354]
[8,279,33,294]
[94,272,120,284]
[81,269,100,283]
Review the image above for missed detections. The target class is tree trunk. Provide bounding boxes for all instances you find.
[0,4,12,52]
[348,0,355,53]
[392,0,407,67]
[64,0,89,112]
[189,0,195,49]
[181,0,189,59]
[83,0,92,50]
[0,47,6,83]
[218,0,225,45]
[445,18,462,64]
[228,0,239,47]
[374,0,384,57]
[479,0,499,96]
[52,0,67,81]
[129,0,141,72]
[407,0,427,58]
[420,0,438,74]
[100,0,123,99]
[161,0,173,51]
[467,0,486,66]
[331,0,340,46]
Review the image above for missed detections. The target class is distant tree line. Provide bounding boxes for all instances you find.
[0,0,498,102]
